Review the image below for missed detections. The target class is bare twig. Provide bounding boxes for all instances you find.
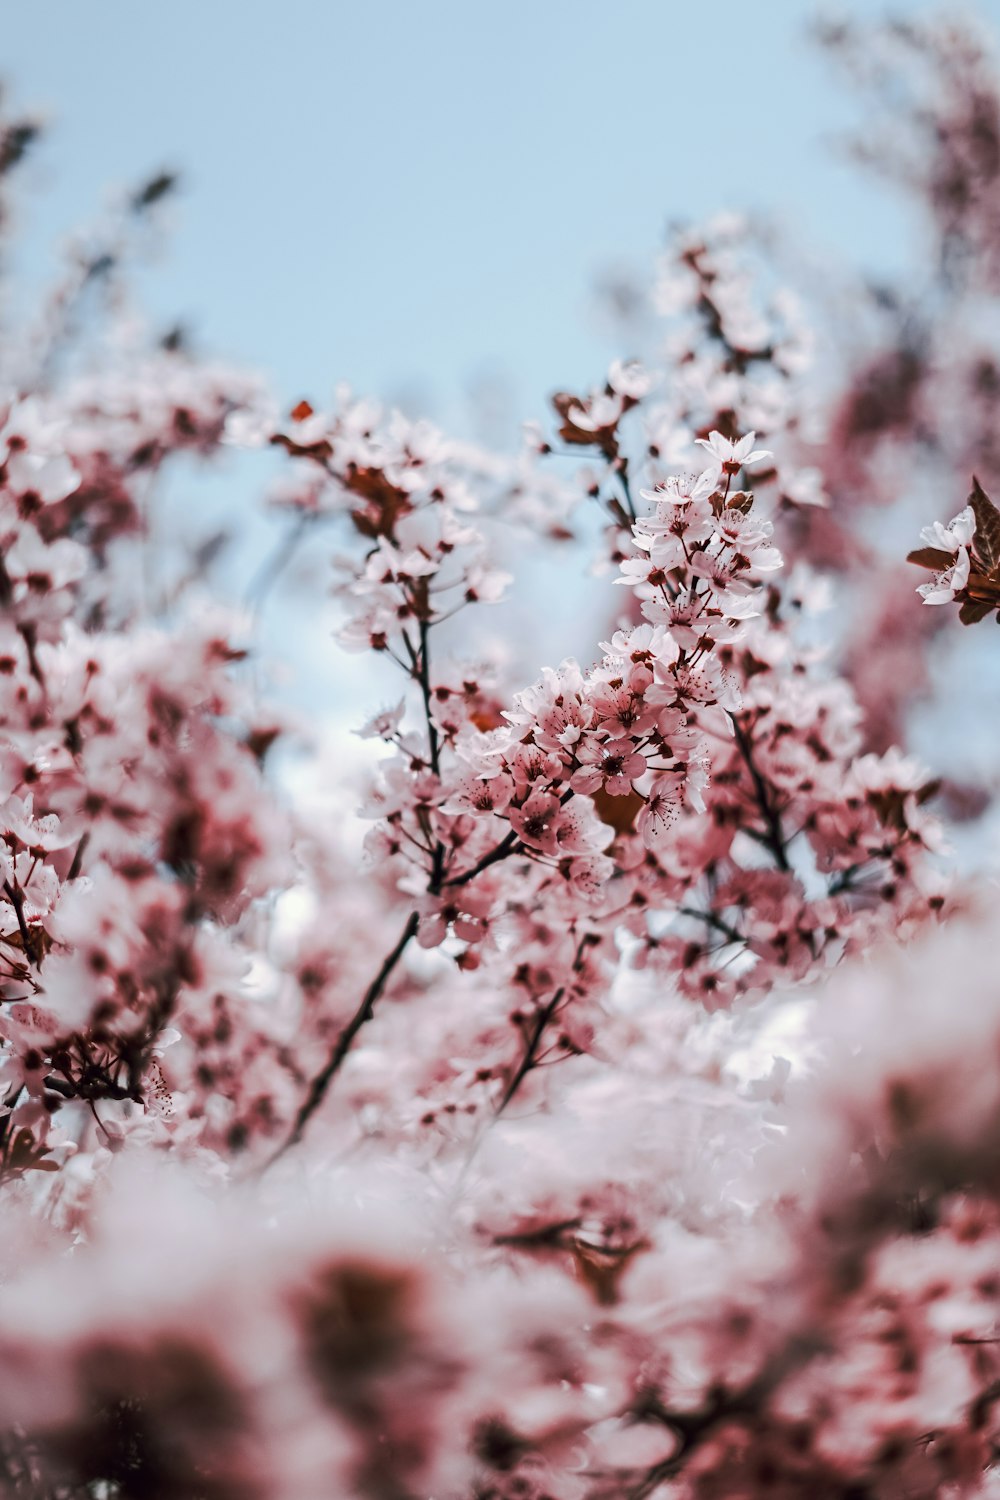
[271,908,419,1161]
[730,714,791,872]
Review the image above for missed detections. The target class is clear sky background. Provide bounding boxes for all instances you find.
[4,0,990,436]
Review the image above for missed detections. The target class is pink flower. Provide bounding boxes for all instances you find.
[587,681,657,739]
[508,792,566,856]
[441,770,514,816]
[636,774,684,848]
[563,852,615,901]
[415,890,491,949]
[571,737,647,796]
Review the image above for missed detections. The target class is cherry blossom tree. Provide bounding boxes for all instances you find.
[2,15,1000,1499]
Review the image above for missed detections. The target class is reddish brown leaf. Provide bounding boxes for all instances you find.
[270,432,332,461]
[969,476,1000,574]
[964,575,1000,604]
[906,546,955,571]
[959,597,993,625]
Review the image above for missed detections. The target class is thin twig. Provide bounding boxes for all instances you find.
[2,882,40,969]
[67,831,90,881]
[16,624,44,689]
[245,511,316,611]
[678,906,745,947]
[495,987,566,1117]
[730,715,791,872]
[444,827,522,887]
[617,461,638,523]
[271,908,419,1161]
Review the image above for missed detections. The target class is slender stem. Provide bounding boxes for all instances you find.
[450,940,589,1203]
[272,909,419,1160]
[495,987,565,1117]
[828,863,860,896]
[67,831,90,881]
[617,461,637,523]
[444,827,521,887]
[272,612,454,1161]
[401,620,447,891]
[729,715,791,872]
[678,906,745,947]
[416,619,441,777]
[494,1216,583,1249]
[16,624,44,689]
[245,511,316,610]
[496,933,590,1117]
[2,881,40,969]
[44,1073,138,1103]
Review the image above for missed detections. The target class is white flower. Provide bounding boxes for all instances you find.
[2,795,74,852]
[917,546,970,605]
[714,508,774,551]
[695,430,772,474]
[608,359,655,400]
[355,700,406,741]
[222,405,277,448]
[782,466,828,509]
[851,747,928,795]
[918,505,975,555]
[5,449,80,505]
[638,472,715,508]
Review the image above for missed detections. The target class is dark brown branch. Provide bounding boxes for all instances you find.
[444,827,522,887]
[415,619,447,890]
[415,619,441,778]
[272,908,419,1161]
[730,715,791,872]
[445,787,574,888]
[494,1217,583,1250]
[67,831,90,882]
[678,905,745,947]
[44,1074,139,1103]
[16,623,44,689]
[617,460,637,523]
[620,1335,824,1500]
[2,881,41,969]
[269,613,454,1163]
[494,934,589,1118]
[495,986,565,1117]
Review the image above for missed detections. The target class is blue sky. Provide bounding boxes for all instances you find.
[1,0,963,435]
[4,1,999,779]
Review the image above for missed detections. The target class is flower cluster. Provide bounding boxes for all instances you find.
[909,476,1000,624]
[0,416,299,1163]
